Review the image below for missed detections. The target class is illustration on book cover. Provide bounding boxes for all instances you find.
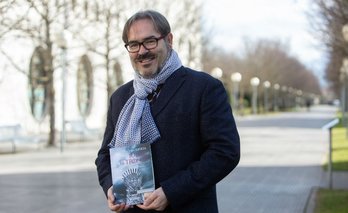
[109,143,155,205]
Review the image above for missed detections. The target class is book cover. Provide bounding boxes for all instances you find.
[109,143,155,205]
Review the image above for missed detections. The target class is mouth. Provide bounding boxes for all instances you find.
[136,53,156,64]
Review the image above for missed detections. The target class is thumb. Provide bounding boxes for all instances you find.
[107,187,115,202]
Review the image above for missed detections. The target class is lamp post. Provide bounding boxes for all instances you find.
[288,87,294,109]
[342,24,348,132]
[340,58,348,135]
[340,65,347,126]
[342,24,348,41]
[56,0,69,152]
[56,32,67,153]
[56,0,68,152]
[263,81,271,113]
[281,85,288,110]
[296,90,303,109]
[250,77,260,114]
[231,72,242,112]
[0,67,4,84]
[211,67,223,79]
[273,83,280,111]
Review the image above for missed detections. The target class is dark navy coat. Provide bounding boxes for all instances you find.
[95,66,240,213]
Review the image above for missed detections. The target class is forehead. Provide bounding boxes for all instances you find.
[128,19,160,41]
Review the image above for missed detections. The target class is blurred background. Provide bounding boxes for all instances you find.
[0,0,345,148]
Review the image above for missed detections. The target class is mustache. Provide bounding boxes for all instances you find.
[136,52,155,61]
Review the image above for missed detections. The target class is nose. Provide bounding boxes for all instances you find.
[138,43,149,55]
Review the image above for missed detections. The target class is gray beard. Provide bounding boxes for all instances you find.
[135,49,172,79]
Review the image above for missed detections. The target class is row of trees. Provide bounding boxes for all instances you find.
[202,38,322,105]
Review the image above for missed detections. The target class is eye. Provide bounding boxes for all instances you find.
[128,42,139,49]
[144,38,157,46]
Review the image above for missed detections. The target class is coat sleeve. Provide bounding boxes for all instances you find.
[160,76,240,208]
[95,82,133,196]
[95,97,116,196]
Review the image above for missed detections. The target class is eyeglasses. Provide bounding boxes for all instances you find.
[124,35,166,53]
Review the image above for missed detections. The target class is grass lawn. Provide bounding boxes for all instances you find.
[314,126,348,213]
[330,127,348,171]
[315,189,348,213]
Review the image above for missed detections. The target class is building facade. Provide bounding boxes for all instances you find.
[0,0,203,142]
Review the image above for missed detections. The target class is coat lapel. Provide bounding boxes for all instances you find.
[151,67,186,117]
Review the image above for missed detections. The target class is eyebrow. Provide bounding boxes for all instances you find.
[127,35,158,43]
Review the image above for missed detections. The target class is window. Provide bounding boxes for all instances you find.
[77,54,93,117]
[28,46,48,122]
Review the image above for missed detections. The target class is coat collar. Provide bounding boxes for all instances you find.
[151,66,186,117]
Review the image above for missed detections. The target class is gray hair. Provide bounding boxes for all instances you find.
[122,10,171,43]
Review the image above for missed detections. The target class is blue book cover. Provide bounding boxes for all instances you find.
[109,143,155,205]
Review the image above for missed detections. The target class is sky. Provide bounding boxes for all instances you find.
[203,0,327,86]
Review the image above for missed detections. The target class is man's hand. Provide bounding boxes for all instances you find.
[137,187,169,211]
[107,186,131,212]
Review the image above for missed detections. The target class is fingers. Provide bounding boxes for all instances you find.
[143,192,156,206]
[107,186,130,212]
[137,187,168,211]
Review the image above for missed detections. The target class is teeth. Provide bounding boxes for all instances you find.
[141,58,152,63]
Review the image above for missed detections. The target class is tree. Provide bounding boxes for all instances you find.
[69,0,127,102]
[309,0,348,96]
[0,0,71,146]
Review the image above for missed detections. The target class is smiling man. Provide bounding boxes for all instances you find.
[95,10,240,213]
[125,18,172,78]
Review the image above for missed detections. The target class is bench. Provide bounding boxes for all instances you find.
[65,120,102,141]
[0,124,42,153]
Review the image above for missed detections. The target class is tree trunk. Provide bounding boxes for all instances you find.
[48,75,56,146]
[46,41,55,146]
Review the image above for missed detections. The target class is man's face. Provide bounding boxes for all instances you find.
[127,19,172,78]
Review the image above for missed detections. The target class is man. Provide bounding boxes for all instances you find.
[95,10,240,213]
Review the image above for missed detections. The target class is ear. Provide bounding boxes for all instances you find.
[166,33,173,48]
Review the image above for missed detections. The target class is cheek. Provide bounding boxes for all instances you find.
[129,53,137,60]
[158,52,168,64]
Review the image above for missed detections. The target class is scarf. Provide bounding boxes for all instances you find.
[109,50,182,147]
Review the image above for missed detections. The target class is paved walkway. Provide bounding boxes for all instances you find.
[218,105,348,213]
[0,105,347,213]
[0,140,100,175]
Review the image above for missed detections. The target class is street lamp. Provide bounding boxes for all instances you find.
[263,81,271,113]
[211,67,223,79]
[56,31,67,153]
[296,90,303,109]
[55,0,69,152]
[288,87,295,108]
[342,24,348,41]
[250,77,260,114]
[340,64,346,123]
[0,67,4,84]
[340,58,348,127]
[231,72,242,112]
[281,85,288,110]
[342,24,348,135]
[273,83,280,111]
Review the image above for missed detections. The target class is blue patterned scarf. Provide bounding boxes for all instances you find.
[109,50,182,147]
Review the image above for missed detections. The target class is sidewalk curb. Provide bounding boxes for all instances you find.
[303,187,318,213]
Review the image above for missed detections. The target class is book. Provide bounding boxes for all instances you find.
[109,143,155,205]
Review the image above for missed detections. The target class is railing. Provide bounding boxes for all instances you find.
[322,118,340,189]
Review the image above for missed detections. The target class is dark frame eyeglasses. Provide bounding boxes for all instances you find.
[124,35,166,53]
